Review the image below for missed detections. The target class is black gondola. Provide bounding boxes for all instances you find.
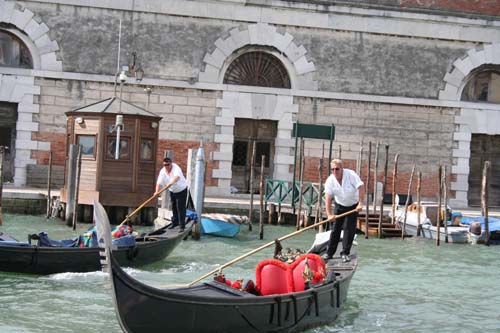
[0,221,193,275]
[95,202,357,333]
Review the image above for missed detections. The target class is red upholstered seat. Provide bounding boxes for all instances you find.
[255,254,326,295]
[255,259,293,296]
[289,254,326,292]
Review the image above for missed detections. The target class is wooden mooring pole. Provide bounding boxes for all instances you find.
[296,139,305,230]
[481,161,491,246]
[391,154,399,224]
[259,155,265,240]
[357,139,363,175]
[401,163,415,240]
[46,151,53,219]
[364,142,371,239]
[248,140,256,229]
[373,142,380,213]
[378,145,389,238]
[416,171,422,236]
[436,165,442,247]
[443,166,448,244]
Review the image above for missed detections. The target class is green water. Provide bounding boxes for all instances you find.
[0,214,499,332]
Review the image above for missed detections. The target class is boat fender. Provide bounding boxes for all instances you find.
[470,221,482,235]
[127,245,139,261]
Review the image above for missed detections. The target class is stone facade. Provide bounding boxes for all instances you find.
[1,0,499,207]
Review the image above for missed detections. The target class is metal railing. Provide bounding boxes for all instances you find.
[264,179,324,213]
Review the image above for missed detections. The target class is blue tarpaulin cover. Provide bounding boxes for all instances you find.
[460,215,500,232]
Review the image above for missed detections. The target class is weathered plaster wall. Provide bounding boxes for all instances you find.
[20,1,228,79]
[19,1,475,98]
[294,29,470,98]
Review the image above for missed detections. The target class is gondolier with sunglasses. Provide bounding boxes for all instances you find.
[323,159,364,262]
[155,157,188,232]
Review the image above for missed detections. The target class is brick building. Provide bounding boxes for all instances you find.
[0,0,499,207]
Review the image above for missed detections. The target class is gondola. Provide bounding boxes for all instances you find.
[0,221,193,275]
[95,201,358,332]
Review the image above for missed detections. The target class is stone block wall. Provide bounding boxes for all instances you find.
[295,97,459,198]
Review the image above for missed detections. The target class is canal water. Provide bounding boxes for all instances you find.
[0,213,499,332]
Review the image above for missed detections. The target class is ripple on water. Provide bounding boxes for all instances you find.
[1,214,500,332]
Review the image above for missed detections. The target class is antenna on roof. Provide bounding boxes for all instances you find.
[114,19,122,96]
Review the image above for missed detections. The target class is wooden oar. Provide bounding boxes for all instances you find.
[187,208,359,287]
[119,186,169,226]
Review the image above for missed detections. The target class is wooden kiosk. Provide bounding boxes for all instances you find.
[60,97,162,224]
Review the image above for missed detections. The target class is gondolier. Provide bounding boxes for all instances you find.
[155,157,188,232]
[323,159,364,262]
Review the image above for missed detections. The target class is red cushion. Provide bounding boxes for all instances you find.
[255,259,293,295]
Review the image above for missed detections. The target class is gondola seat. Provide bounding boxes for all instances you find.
[255,259,293,296]
[289,254,326,292]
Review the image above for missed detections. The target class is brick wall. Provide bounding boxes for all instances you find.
[400,0,500,16]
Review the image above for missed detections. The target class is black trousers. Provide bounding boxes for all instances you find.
[170,187,188,229]
[326,203,359,257]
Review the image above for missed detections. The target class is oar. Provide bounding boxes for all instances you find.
[187,208,359,287]
[119,186,169,226]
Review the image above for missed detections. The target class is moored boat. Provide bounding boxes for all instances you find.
[0,221,193,275]
[200,213,248,237]
[459,215,500,244]
[394,202,469,243]
[95,202,358,333]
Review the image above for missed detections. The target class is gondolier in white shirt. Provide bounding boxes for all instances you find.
[323,159,364,262]
[155,157,189,232]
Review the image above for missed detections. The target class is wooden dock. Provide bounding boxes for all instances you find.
[357,213,408,238]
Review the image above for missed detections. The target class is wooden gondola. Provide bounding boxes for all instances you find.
[95,202,358,333]
[0,221,193,275]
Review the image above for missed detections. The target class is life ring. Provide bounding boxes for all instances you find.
[127,245,139,261]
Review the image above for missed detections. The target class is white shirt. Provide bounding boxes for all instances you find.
[156,163,188,193]
[324,168,364,207]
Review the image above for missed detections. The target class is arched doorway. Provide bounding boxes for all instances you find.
[0,29,33,182]
[224,51,290,193]
[462,66,500,206]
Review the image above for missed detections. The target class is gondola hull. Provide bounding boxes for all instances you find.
[0,222,192,275]
[107,251,356,332]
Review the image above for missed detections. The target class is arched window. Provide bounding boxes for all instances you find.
[0,30,33,69]
[461,66,500,103]
[223,51,291,88]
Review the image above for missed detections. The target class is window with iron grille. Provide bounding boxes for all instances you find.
[0,30,33,68]
[223,51,291,88]
[232,141,248,166]
[461,66,500,103]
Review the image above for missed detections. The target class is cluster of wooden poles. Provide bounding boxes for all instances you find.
[359,141,493,246]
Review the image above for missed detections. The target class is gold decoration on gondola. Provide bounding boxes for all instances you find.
[301,258,314,283]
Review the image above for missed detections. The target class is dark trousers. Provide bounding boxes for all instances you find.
[326,203,359,257]
[170,187,188,229]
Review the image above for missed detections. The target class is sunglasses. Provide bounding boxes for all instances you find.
[331,167,341,171]
[163,163,171,166]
